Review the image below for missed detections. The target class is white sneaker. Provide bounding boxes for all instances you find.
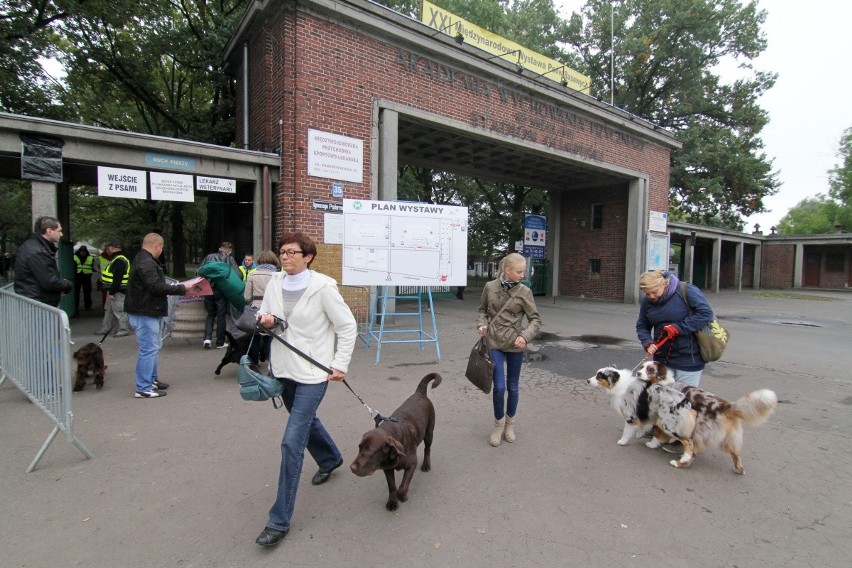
[203,340,211,349]
[135,390,166,398]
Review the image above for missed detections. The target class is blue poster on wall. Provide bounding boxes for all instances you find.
[523,214,547,260]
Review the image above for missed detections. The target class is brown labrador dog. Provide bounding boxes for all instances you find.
[350,372,441,511]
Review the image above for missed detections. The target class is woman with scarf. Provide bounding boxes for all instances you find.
[636,270,714,387]
[477,253,541,447]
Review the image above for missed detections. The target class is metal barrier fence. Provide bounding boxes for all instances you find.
[339,285,372,339]
[0,284,94,472]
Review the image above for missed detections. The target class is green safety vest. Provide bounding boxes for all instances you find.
[102,254,130,286]
[74,255,94,275]
[238,265,256,281]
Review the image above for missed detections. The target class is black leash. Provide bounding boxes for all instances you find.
[258,318,397,427]
[97,321,116,346]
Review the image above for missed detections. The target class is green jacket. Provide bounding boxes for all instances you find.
[477,278,541,352]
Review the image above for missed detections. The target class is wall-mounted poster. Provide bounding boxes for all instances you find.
[646,232,670,271]
[307,129,363,183]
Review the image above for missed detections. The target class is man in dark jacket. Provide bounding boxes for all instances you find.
[14,216,73,307]
[125,233,187,399]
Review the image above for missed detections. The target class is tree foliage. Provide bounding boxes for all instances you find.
[378,1,779,235]
[778,127,852,234]
[0,0,72,118]
[563,0,778,228]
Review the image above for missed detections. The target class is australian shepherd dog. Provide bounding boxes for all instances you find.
[589,361,777,474]
[72,343,107,391]
[639,361,778,475]
[588,364,697,463]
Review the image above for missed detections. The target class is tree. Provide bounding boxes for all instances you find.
[0,0,73,118]
[563,0,778,228]
[778,127,852,234]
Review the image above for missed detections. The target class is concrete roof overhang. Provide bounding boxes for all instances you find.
[0,112,280,185]
[224,0,681,191]
[395,113,626,191]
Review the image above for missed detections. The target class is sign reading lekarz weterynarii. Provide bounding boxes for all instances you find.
[421,0,591,93]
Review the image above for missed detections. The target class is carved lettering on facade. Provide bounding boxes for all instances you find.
[396,48,646,156]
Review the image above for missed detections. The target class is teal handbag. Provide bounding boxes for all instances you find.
[237,333,283,407]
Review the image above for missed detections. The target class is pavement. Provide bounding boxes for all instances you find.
[1,287,851,567]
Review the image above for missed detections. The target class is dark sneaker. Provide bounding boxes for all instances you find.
[153,380,169,390]
[135,390,166,398]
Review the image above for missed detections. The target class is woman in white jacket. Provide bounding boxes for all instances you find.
[253,232,357,548]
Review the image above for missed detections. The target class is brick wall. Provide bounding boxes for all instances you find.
[761,243,795,288]
[559,185,628,299]
[237,4,674,300]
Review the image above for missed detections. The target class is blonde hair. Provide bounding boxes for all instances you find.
[500,253,526,275]
[638,270,667,290]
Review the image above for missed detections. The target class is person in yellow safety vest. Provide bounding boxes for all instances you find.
[74,245,95,311]
[96,246,111,308]
[238,253,257,281]
[96,240,132,337]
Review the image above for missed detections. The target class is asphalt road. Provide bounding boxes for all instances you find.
[1,288,850,567]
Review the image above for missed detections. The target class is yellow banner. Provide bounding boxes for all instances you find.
[421,1,591,94]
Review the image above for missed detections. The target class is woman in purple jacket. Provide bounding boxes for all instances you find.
[636,270,714,387]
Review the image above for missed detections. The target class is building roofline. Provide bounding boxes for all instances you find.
[223,0,681,150]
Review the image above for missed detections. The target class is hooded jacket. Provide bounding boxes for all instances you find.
[260,270,357,383]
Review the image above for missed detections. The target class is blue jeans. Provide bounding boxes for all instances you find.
[671,368,702,387]
[491,349,524,420]
[266,378,341,533]
[128,314,162,392]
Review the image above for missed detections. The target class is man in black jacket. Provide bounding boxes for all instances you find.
[125,233,187,399]
[14,216,73,307]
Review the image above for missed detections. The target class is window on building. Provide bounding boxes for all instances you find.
[826,253,845,272]
[588,258,601,274]
[591,203,603,229]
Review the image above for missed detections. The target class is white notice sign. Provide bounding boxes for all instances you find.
[307,129,363,183]
[97,166,147,199]
[196,176,236,194]
[649,210,668,233]
[151,172,194,202]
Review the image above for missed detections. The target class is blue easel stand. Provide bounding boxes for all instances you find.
[363,286,441,365]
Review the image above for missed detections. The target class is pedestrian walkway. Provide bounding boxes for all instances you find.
[1,289,850,567]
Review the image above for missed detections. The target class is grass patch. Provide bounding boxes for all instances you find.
[751,291,839,301]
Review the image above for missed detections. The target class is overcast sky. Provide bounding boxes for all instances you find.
[556,0,852,232]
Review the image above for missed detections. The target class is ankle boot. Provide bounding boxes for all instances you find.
[489,417,506,447]
[504,415,516,443]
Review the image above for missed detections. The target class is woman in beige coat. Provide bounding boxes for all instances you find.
[477,253,541,446]
[243,250,279,362]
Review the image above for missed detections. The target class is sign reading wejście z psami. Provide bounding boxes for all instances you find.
[342,199,468,287]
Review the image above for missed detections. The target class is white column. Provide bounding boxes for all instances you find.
[734,242,743,292]
[31,181,59,225]
[624,177,647,304]
[710,238,721,293]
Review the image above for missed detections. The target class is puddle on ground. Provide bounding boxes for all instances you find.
[568,335,630,345]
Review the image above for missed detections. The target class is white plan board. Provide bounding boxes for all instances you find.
[342,199,468,286]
